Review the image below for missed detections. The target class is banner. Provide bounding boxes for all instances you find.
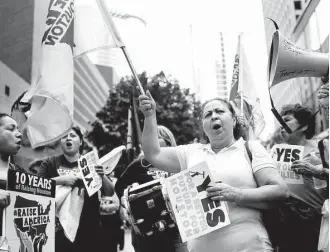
[229,35,241,102]
[229,33,265,139]
[5,169,55,252]
[78,149,102,196]
[271,144,304,184]
[21,0,74,148]
[163,162,230,242]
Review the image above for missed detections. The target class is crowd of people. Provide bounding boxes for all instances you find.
[0,74,329,252]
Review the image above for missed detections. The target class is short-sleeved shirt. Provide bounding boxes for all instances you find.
[174,138,275,252]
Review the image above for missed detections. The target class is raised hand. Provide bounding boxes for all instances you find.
[138,90,156,118]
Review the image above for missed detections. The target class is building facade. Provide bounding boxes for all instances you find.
[215,33,228,99]
[189,26,228,102]
[262,0,329,135]
[0,0,120,133]
[0,0,34,113]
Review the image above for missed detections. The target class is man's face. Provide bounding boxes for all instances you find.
[0,116,22,156]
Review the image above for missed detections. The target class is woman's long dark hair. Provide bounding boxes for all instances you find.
[201,98,246,143]
[71,126,84,154]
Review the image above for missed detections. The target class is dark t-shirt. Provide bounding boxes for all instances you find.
[0,163,21,236]
[115,157,171,199]
[39,155,101,249]
[115,157,185,252]
[0,175,6,237]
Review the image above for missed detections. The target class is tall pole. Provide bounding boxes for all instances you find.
[121,46,145,95]
[97,0,146,96]
[109,11,147,95]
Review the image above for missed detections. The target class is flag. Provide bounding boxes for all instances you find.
[229,35,240,102]
[74,0,124,58]
[21,0,75,148]
[229,33,265,140]
[99,145,126,175]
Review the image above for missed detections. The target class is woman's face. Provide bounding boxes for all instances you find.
[60,129,81,156]
[202,100,236,142]
[0,116,22,156]
[11,105,31,147]
[280,114,304,144]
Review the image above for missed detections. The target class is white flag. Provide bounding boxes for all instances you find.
[230,33,266,139]
[74,0,124,58]
[22,0,74,148]
[99,145,126,175]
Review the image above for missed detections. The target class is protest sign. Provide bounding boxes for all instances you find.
[163,162,230,242]
[271,144,304,184]
[78,149,102,196]
[5,169,55,252]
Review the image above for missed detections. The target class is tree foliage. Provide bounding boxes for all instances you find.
[86,72,202,158]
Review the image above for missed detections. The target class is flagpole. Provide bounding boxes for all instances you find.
[96,0,146,96]
[121,46,146,96]
[239,33,244,118]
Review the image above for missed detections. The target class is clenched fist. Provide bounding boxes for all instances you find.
[138,90,156,118]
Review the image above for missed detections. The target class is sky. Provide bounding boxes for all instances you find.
[97,0,276,140]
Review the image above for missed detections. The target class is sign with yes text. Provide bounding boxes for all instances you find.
[163,162,230,242]
[271,144,304,184]
[78,149,102,196]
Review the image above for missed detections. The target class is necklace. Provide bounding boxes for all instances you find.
[140,158,151,168]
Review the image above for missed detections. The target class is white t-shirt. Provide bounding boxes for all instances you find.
[174,138,275,252]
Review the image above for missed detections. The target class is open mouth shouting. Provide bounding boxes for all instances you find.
[66,141,73,148]
[212,122,222,132]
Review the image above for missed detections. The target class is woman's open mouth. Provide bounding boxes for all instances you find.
[66,142,72,147]
[212,124,221,130]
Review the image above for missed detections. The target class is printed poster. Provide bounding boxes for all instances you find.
[271,144,305,184]
[163,162,230,242]
[5,169,55,252]
[78,149,102,196]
